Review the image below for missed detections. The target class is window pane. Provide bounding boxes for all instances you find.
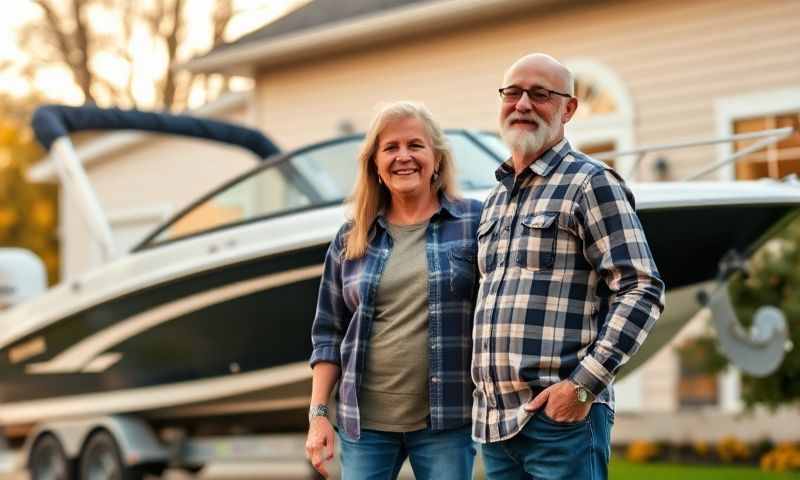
[579,141,616,168]
[734,112,800,180]
[154,167,313,242]
[287,140,362,201]
[449,133,503,190]
[146,133,503,246]
[776,114,800,149]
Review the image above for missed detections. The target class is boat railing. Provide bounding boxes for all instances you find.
[592,127,796,181]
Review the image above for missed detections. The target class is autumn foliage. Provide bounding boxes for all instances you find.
[0,110,59,284]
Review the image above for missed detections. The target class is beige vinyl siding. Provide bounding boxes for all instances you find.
[255,0,799,182]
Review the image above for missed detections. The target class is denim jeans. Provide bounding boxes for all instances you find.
[338,425,475,480]
[481,404,614,480]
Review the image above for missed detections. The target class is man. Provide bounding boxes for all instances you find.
[473,53,665,479]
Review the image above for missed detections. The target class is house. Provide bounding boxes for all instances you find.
[182,0,800,441]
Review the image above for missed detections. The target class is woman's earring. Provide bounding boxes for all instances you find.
[432,170,440,183]
[378,175,384,185]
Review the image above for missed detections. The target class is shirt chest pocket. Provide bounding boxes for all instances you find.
[476,218,499,275]
[515,212,557,271]
[449,242,477,300]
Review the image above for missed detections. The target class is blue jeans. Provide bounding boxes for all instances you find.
[338,425,475,480]
[481,404,614,480]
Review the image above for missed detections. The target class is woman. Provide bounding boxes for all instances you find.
[305,101,481,479]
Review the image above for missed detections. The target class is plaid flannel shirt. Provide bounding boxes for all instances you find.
[311,195,482,440]
[473,139,665,443]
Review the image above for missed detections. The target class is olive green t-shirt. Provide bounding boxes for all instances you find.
[359,221,430,432]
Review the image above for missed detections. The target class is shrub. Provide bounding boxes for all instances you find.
[716,435,750,463]
[761,443,800,473]
[625,440,660,463]
[691,440,711,460]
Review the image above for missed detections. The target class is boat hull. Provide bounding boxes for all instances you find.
[0,201,798,429]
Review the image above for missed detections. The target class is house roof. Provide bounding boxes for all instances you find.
[181,0,567,75]
[212,0,424,55]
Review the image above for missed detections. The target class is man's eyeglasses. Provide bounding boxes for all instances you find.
[498,86,572,104]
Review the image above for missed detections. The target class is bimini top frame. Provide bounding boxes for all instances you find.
[30,105,281,265]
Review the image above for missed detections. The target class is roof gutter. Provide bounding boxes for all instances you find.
[180,0,566,75]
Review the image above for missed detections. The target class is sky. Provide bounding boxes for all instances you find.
[0,0,310,105]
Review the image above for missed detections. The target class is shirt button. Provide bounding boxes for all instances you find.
[431,377,440,384]
[483,340,489,350]
[504,225,510,232]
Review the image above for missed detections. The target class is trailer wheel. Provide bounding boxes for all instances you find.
[29,433,73,480]
[79,431,143,480]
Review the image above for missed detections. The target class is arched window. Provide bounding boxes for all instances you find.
[564,59,636,178]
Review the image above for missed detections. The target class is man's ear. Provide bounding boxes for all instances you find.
[562,97,578,124]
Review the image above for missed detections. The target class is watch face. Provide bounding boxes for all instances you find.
[577,388,588,403]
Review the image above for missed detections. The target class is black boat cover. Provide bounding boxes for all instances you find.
[32,104,280,160]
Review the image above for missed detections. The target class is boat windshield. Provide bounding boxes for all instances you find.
[141,131,504,248]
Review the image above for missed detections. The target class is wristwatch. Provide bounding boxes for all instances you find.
[568,379,594,404]
[308,404,329,422]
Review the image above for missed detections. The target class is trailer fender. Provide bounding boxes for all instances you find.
[24,416,168,467]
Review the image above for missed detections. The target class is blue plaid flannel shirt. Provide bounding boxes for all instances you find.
[311,194,482,440]
[473,139,665,442]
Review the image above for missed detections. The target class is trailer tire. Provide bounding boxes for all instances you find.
[79,430,143,480]
[30,433,74,480]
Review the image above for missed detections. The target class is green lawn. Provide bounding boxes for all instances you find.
[610,459,800,479]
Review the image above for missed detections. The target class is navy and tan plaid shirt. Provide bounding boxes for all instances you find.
[311,195,482,440]
[473,139,665,443]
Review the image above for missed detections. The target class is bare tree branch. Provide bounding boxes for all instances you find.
[19,0,249,110]
[71,0,96,103]
[30,0,97,104]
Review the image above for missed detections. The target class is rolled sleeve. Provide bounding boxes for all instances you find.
[310,227,351,368]
[572,170,666,395]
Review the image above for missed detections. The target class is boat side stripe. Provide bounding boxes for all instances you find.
[0,362,311,425]
[25,264,324,374]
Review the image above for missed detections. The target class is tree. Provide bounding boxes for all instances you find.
[18,0,236,110]
[0,93,59,284]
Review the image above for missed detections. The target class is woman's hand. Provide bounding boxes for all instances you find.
[305,416,336,478]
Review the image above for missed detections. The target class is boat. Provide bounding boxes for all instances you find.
[0,105,797,436]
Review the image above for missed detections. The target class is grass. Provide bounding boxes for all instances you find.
[610,459,800,479]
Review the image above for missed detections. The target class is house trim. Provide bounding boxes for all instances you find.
[180,0,567,75]
[564,58,637,178]
[714,87,800,181]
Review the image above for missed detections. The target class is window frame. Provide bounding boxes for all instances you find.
[714,87,800,181]
[563,58,636,177]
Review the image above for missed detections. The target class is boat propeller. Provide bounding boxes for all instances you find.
[698,251,792,377]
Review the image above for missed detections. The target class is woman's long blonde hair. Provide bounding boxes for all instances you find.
[344,101,458,259]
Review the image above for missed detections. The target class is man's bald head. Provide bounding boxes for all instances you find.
[502,53,574,96]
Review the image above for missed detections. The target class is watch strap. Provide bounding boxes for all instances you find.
[308,404,329,422]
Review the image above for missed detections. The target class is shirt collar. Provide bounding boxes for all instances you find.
[495,138,572,182]
[375,191,462,231]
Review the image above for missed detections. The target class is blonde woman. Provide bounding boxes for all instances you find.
[305,102,480,479]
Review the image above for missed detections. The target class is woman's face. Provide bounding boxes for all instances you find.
[375,116,437,200]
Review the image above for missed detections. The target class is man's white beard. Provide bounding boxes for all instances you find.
[501,125,548,157]
[500,111,560,158]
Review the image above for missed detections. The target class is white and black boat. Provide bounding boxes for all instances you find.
[0,105,797,436]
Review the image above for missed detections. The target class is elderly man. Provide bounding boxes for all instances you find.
[473,53,665,479]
